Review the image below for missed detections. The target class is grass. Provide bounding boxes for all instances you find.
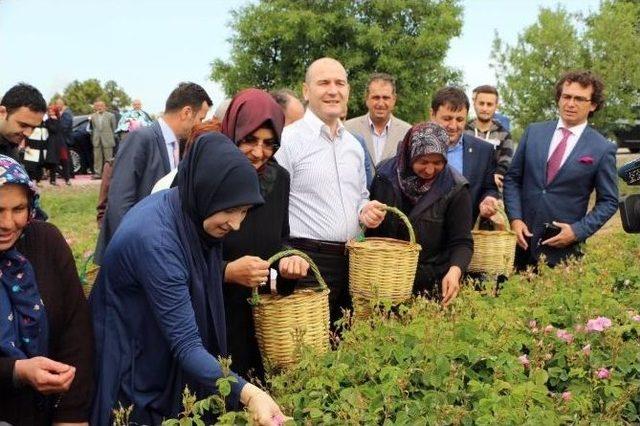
[39,184,99,270]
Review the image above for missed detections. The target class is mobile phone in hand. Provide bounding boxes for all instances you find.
[539,222,561,245]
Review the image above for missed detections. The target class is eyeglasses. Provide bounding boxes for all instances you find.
[560,94,592,104]
[238,139,278,152]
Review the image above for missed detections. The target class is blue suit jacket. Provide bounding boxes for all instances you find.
[94,121,171,264]
[461,134,499,221]
[503,120,618,264]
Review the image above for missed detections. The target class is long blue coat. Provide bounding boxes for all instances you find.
[90,189,247,426]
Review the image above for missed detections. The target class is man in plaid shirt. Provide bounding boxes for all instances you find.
[465,85,514,190]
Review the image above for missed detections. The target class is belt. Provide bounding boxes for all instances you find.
[289,238,346,256]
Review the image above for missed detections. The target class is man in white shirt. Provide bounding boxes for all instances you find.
[275,57,386,325]
[504,70,618,269]
[345,73,411,170]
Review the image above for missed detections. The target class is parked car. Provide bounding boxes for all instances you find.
[70,115,94,174]
[613,118,640,153]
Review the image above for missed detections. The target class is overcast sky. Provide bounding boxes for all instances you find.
[0,0,599,115]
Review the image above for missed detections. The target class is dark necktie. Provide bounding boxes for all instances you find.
[546,127,572,184]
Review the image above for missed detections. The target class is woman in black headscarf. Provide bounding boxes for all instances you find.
[368,122,474,306]
[220,88,309,380]
[90,133,286,425]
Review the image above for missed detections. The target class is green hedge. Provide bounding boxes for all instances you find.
[171,229,640,425]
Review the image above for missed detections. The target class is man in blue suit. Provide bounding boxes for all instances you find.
[504,71,618,269]
[94,82,212,264]
[430,87,500,222]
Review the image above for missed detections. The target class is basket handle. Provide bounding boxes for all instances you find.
[356,205,416,244]
[249,249,327,305]
[473,204,511,232]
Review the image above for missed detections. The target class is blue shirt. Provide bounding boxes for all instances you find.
[447,136,464,174]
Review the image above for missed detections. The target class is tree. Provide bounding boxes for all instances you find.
[52,79,132,114]
[211,0,463,123]
[491,0,640,135]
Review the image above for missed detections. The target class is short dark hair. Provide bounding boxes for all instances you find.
[555,70,605,116]
[431,86,469,113]
[270,89,299,108]
[1,83,47,115]
[472,85,499,100]
[365,73,397,97]
[165,82,213,114]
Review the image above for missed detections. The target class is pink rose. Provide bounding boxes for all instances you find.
[632,315,640,323]
[518,354,530,368]
[596,368,610,379]
[544,325,554,334]
[529,320,537,329]
[561,391,572,402]
[556,329,574,343]
[586,317,612,332]
[582,344,591,356]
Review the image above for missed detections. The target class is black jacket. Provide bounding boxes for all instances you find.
[368,157,474,295]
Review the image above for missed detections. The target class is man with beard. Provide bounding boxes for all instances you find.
[464,85,514,190]
[0,83,47,160]
[94,82,211,264]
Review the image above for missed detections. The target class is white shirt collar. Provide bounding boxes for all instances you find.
[367,114,391,135]
[158,117,178,146]
[556,119,588,137]
[303,108,345,140]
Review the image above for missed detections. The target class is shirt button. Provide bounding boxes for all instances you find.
[542,190,546,194]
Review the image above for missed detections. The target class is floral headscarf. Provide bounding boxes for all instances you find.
[396,122,450,204]
[0,155,48,358]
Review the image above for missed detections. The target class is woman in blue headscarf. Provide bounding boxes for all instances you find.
[90,133,286,425]
[0,155,94,425]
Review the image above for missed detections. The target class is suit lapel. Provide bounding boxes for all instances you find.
[462,136,471,178]
[153,121,171,173]
[382,116,401,160]
[360,116,375,163]
[540,121,558,187]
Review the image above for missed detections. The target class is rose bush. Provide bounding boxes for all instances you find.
[172,229,640,425]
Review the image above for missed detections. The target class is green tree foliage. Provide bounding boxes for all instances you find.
[51,79,132,115]
[211,0,463,123]
[492,0,640,134]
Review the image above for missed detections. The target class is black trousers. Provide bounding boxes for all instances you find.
[289,241,351,328]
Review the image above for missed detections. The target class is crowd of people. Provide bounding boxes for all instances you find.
[0,57,619,425]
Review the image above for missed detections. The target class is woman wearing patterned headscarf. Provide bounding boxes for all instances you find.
[368,122,474,306]
[0,155,93,425]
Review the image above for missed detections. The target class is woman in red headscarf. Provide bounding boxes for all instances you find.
[220,88,309,380]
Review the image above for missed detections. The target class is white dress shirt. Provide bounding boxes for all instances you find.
[275,109,369,242]
[158,117,179,170]
[547,119,588,167]
[367,115,390,164]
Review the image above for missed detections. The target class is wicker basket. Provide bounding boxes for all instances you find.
[346,206,421,318]
[79,254,100,298]
[250,249,330,369]
[468,207,517,276]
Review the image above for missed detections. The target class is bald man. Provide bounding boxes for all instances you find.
[274,57,386,325]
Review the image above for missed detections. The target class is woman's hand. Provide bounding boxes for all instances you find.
[14,357,76,394]
[241,383,290,426]
[441,266,462,307]
[278,255,309,280]
[224,256,270,287]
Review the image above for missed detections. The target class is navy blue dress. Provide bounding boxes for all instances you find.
[90,189,247,425]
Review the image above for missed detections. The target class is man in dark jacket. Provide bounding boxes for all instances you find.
[94,82,212,264]
[429,87,499,222]
[0,83,47,160]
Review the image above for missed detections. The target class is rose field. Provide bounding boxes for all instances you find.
[43,176,640,425]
